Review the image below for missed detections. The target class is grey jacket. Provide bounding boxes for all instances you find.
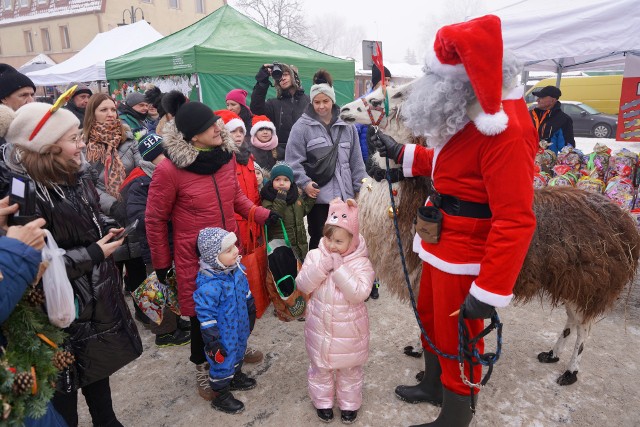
[285,109,366,205]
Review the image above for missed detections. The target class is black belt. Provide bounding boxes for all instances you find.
[430,187,492,219]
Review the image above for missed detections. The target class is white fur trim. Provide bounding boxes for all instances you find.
[469,281,513,308]
[503,85,524,101]
[250,120,276,137]
[426,48,469,81]
[473,110,508,136]
[412,234,481,275]
[402,144,416,177]
[0,105,16,138]
[225,118,246,134]
[220,232,237,253]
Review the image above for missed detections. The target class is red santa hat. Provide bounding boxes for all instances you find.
[214,109,245,133]
[250,114,276,137]
[426,14,508,136]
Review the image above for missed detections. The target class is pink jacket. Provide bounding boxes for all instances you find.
[297,236,375,370]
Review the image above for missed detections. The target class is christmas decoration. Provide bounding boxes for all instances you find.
[25,287,45,307]
[0,263,67,424]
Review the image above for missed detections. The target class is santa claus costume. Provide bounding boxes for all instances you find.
[373,15,538,427]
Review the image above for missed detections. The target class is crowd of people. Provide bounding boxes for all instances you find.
[0,14,540,427]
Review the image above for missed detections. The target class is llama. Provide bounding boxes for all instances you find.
[340,83,640,385]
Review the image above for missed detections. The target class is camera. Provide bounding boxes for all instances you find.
[271,62,283,81]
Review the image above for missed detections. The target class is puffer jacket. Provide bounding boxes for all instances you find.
[145,122,270,316]
[250,81,310,160]
[297,236,375,370]
[285,105,367,204]
[121,160,156,265]
[193,265,252,377]
[35,167,142,390]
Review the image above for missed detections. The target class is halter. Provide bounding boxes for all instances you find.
[361,97,386,127]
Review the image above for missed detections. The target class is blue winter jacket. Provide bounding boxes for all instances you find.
[0,236,41,324]
[194,265,253,378]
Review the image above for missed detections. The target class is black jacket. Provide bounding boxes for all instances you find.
[530,101,575,147]
[36,171,142,390]
[250,81,310,160]
[64,102,85,128]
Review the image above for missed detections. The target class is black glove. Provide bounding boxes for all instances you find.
[205,341,227,364]
[462,294,496,319]
[276,189,288,201]
[155,268,169,284]
[255,66,271,83]
[367,127,404,163]
[265,211,282,226]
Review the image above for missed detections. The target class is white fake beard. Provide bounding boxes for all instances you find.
[404,71,475,148]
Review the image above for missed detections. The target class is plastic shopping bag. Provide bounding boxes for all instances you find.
[41,229,76,328]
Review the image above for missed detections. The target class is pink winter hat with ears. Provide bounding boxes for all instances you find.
[325,198,360,254]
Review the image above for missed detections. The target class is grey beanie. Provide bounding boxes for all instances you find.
[310,83,336,104]
[197,227,237,267]
[126,92,146,107]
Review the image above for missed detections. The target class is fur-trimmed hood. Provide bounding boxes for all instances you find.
[161,119,237,169]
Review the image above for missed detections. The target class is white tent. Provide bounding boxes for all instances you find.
[27,21,162,86]
[492,0,640,73]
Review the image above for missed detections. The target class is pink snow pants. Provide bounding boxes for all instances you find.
[308,364,364,411]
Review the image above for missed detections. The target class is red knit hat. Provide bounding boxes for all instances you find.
[226,89,251,112]
[214,109,246,133]
[250,114,276,137]
[426,15,508,136]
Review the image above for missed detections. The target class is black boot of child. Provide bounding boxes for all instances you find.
[229,371,257,391]
[211,387,244,414]
[340,409,358,424]
[316,408,334,423]
[395,351,443,406]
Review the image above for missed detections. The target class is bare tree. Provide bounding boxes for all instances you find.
[404,49,418,65]
[304,16,365,58]
[234,0,310,44]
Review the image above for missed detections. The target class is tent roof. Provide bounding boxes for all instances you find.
[27,21,162,86]
[494,0,640,72]
[106,5,353,80]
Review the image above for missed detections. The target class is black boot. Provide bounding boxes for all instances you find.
[370,280,380,300]
[316,408,334,423]
[341,409,358,424]
[229,371,257,391]
[409,388,475,427]
[211,387,245,414]
[395,351,443,406]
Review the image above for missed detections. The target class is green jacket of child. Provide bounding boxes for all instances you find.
[261,183,315,261]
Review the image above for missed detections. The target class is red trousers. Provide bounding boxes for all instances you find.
[416,262,485,396]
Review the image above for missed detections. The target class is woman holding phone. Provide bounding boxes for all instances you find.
[0,103,142,427]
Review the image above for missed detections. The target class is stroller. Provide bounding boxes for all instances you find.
[264,220,308,321]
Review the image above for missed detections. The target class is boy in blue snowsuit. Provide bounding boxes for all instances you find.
[193,227,257,414]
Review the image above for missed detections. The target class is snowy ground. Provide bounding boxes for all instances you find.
[78,274,640,426]
[575,136,640,154]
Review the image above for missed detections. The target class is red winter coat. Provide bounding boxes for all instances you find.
[145,122,270,316]
[401,91,537,308]
[235,151,262,252]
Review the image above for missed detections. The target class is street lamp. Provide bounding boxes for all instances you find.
[118,6,145,26]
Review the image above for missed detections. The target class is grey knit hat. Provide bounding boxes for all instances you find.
[126,92,146,107]
[197,227,237,267]
[309,83,335,104]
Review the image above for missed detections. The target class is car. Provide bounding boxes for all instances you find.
[559,101,618,138]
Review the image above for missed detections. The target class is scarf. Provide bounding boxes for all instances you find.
[235,140,252,166]
[260,183,299,205]
[86,121,126,200]
[251,134,278,151]
[182,146,233,175]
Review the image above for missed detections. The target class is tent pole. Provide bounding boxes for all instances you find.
[521,70,529,87]
[555,58,564,87]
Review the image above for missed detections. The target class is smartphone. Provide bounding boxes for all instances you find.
[110,219,139,242]
[8,172,37,226]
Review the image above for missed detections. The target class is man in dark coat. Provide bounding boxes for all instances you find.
[250,62,310,160]
[529,85,575,152]
[64,83,93,128]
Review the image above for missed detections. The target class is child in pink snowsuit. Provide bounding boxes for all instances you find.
[297,198,375,424]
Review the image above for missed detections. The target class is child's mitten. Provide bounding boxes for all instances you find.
[331,252,344,270]
[319,253,334,273]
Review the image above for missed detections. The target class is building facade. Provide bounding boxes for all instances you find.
[0,0,225,68]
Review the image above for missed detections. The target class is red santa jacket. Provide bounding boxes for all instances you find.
[402,93,537,307]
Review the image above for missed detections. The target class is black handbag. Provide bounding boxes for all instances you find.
[302,126,345,187]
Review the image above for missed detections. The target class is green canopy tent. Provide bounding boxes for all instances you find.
[105,5,355,107]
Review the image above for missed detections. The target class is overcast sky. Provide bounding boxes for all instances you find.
[230,0,519,63]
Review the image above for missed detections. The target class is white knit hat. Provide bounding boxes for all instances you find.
[4,102,80,152]
[310,83,336,104]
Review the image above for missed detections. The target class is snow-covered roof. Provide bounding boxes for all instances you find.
[0,0,103,26]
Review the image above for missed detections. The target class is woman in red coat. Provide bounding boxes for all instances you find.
[145,102,278,401]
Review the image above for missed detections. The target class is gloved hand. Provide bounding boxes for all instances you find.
[367,127,404,163]
[462,293,496,319]
[319,254,334,274]
[276,189,288,201]
[155,268,169,285]
[331,252,343,270]
[265,211,282,226]
[205,341,227,364]
[255,66,271,83]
